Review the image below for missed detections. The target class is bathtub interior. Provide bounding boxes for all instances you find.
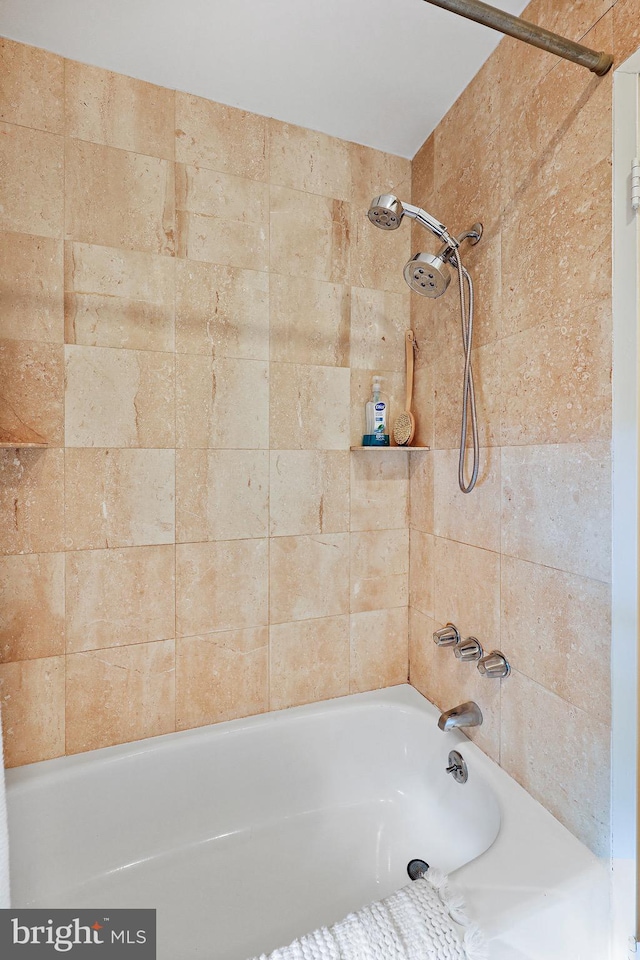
[7,688,500,960]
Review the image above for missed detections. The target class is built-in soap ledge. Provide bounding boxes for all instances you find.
[0,441,48,448]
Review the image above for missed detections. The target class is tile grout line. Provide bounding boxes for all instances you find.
[172,85,178,737]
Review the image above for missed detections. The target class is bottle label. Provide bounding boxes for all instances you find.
[374,401,386,433]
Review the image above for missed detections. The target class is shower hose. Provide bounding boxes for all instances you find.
[452,252,479,493]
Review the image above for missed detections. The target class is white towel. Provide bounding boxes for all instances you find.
[251,869,487,960]
[0,704,10,907]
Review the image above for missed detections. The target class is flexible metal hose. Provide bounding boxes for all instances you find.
[453,252,479,493]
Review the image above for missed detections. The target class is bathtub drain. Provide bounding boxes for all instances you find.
[407,859,430,880]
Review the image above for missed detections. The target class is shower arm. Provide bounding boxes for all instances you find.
[401,202,459,248]
[420,0,613,76]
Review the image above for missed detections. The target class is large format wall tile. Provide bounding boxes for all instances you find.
[270,450,349,537]
[176,449,269,542]
[270,363,349,450]
[0,340,64,445]
[66,640,175,753]
[0,38,63,133]
[409,530,435,620]
[350,143,410,208]
[176,628,268,728]
[350,608,408,693]
[0,233,63,343]
[270,616,350,710]
[433,537,500,645]
[269,121,351,200]
[349,287,410,372]
[65,345,175,448]
[65,139,175,255]
[0,449,64,555]
[350,451,408,531]
[350,529,409,613]
[0,553,65,662]
[175,92,267,182]
[270,186,350,284]
[176,540,269,637]
[64,448,175,550]
[65,242,175,352]
[270,274,350,367]
[270,534,350,624]
[0,122,64,238]
[432,447,501,553]
[65,545,175,652]
[175,260,268,360]
[0,657,65,766]
[65,60,175,159]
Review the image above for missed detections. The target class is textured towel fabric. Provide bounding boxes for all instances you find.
[0,704,10,907]
[251,870,487,960]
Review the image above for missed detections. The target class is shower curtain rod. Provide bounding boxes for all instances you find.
[421,0,613,75]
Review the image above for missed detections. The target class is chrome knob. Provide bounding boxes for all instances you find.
[433,623,460,647]
[477,650,511,679]
[454,637,483,662]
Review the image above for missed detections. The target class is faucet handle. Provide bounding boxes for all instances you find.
[454,637,483,661]
[477,650,511,679]
[433,623,460,647]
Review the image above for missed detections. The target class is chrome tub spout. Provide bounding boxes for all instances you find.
[438,701,483,731]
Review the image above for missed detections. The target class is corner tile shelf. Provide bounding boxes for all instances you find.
[350,446,430,451]
[0,441,48,448]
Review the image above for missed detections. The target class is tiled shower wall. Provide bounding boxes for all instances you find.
[409,0,640,856]
[0,37,415,766]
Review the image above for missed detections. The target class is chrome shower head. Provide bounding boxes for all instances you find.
[368,194,404,230]
[403,251,452,298]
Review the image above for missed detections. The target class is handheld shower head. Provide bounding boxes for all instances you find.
[368,194,404,230]
[403,251,452,298]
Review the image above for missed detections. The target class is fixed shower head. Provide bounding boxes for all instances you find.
[403,251,452,298]
[368,194,404,230]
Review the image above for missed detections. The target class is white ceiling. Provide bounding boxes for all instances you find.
[0,0,529,158]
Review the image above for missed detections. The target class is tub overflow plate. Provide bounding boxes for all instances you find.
[446,750,468,784]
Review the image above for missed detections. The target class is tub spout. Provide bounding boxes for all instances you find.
[438,701,483,731]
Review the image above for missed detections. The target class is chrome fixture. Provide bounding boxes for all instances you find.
[420,0,612,75]
[438,701,483,731]
[446,750,468,784]
[477,650,511,679]
[367,195,481,493]
[433,623,460,647]
[454,637,483,662]
[407,859,430,880]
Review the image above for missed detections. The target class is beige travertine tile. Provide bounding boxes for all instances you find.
[433,537,500,645]
[500,302,611,446]
[270,275,350,367]
[433,447,501,553]
[65,60,175,159]
[64,448,175,550]
[66,640,175,754]
[270,362,349,451]
[65,139,174,255]
[433,340,501,449]
[454,229,502,349]
[433,126,501,242]
[65,345,175,448]
[175,260,268,360]
[176,449,268,542]
[350,143,410,207]
[501,669,610,855]
[270,121,351,200]
[501,442,611,582]
[176,539,268,637]
[411,361,434,449]
[270,616,350,710]
[409,530,435,619]
[0,449,64,555]
[65,242,175,351]
[349,368,404,449]
[270,450,349,537]
[0,340,64,445]
[176,355,269,449]
[0,656,65,766]
[614,0,640,62]
[411,135,434,209]
[350,529,409,613]
[501,157,611,339]
[0,122,63,238]
[410,250,454,368]
[176,628,268,728]
[175,163,268,269]
[270,186,350,284]
[350,449,408,531]
[524,0,612,41]
[0,553,64,662]
[0,233,63,343]
[175,92,267,181]
[0,38,63,133]
[408,606,500,762]
[501,556,610,724]
[350,206,411,295]
[270,534,350,624]
[409,451,433,533]
[349,608,408,693]
[349,287,411,372]
[65,545,175,653]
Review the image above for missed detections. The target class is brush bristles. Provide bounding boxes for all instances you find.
[393,412,413,445]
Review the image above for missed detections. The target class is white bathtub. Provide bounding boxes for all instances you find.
[6,685,608,960]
